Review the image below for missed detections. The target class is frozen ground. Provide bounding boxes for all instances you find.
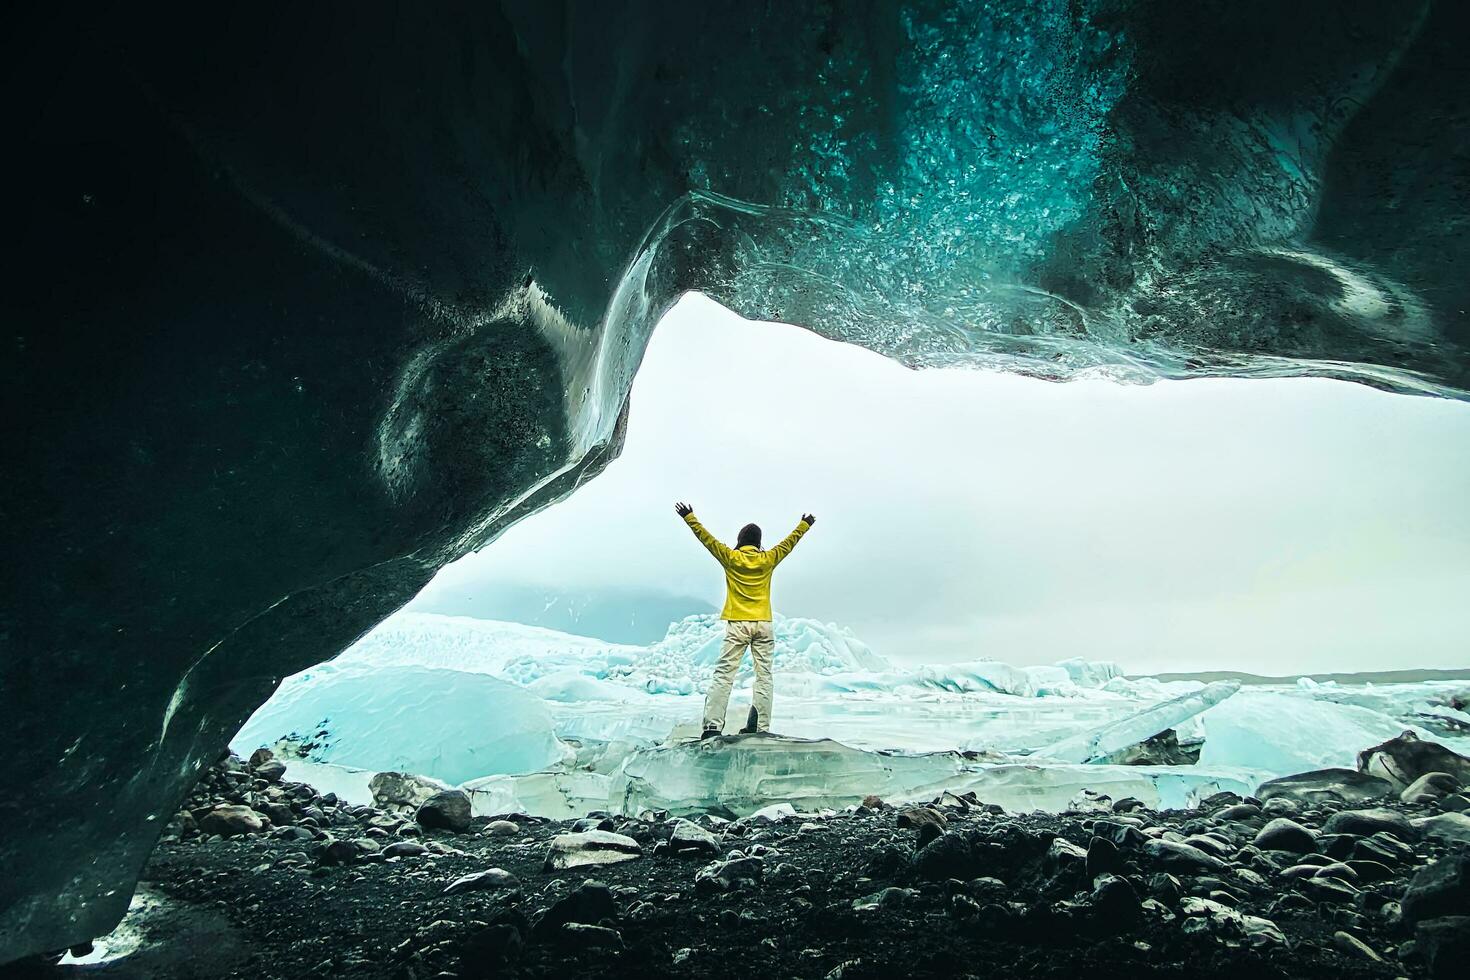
[232,612,1470,818]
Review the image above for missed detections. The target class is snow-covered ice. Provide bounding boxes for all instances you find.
[231,611,1470,818]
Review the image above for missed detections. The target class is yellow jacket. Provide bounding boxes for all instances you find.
[684,513,811,621]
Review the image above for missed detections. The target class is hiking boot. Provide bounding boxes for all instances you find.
[700,728,721,741]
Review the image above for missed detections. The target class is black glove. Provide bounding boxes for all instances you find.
[675,502,693,518]
[801,513,816,526]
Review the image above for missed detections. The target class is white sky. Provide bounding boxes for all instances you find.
[415,293,1470,675]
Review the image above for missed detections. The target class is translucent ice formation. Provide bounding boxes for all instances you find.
[232,665,569,784]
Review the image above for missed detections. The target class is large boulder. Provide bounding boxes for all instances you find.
[1358,732,1470,789]
[1256,768,1395,805]
[371,772,451,812]
[416,790,474,833]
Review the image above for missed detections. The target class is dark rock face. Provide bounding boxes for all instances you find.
[8,0,1470,961]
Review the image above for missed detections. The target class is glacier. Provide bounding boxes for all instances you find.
[229,613,1470,826]
[10,0,1470,961]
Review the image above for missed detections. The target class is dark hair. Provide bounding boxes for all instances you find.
[737,523,762,549]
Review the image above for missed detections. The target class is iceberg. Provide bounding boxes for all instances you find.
[1038,682,1240,764]
[1196,691,1436,774]
[231,665,569,785]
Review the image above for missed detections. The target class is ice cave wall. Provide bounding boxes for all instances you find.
[4,0,1470,962]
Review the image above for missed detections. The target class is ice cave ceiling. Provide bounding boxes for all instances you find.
[4,0,1469,963]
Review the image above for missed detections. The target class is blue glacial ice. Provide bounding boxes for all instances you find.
[232,612,1470,818]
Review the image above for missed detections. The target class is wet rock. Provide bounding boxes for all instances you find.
[1256,768,1394,805]
[1044,837,1088,873]
[199,805,265,837]
[853,887,918,911]
[1414,916,1470,980]
[369,771,448,811]
[1402,772,1461,803]
[897,806,948,847]
[562,922,624,949]
[1439,794,1470,813]
[444,868,520,896]
[1413,811,1470,844]
[1111,797,1145,814]
[1401,855,1470,924]
[1091,819,1147,848]
[1299,875,1359,904]
[545,831,643,871]
[1331,930,1383,962]
[538,880,616,932]
[1090,874,1141,924]
[1252,818,1316,854]
[1144,839,1228,875]
[913,832,976,882]
[415,790,473,833]
[1322,807,1414,840]
[253,760,288,784]
[695,855,764,894]
[667,819,721,858]
[484,820,520,837]
[1086,837,1122,879]
[383,841,428,858]
[1358,731,1470,789]
[318,837,360,866]
[1353,832,1413,865]
[1215,803,1262,823]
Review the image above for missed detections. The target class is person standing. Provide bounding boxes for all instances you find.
[674,503,814,738]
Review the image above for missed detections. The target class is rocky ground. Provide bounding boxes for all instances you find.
[7,747,1470,980]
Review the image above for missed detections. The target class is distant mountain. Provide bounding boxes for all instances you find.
[1139,667,1470,686]
[404,584,713,645]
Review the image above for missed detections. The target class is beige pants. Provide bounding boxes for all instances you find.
[703,620,775,732]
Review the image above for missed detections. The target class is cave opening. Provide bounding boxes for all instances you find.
[220,292,1470,821]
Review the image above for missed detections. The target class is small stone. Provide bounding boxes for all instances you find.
[1413,811,1470,844]
[561,922,623,949]
[1144,839,1228,875]
[1091,874,1141,924]
[1216,803,1263,823]
[248,747,275,768]
[1252,818,1316,854]
[1322,807,1414,840]
[667,819,721,857]
[1299,875,1359,903]
[1331,930,1383,962]
[860,795,886,810]
[545,831,643,871]
[415,790,473,833]
[484,820,520,837]
[852,887,918,911]
[444,867,520,896]
[199,804,265,837]
[383,841,428,858]
[896,806,948,847]
[1092,820,1147,849]
[1402,772,1461,802]
[1087,836,1122,879]
[253,760,288,784]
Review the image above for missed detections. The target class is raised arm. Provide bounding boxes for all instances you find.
[768,513,815,565]
[675,502,733,566]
